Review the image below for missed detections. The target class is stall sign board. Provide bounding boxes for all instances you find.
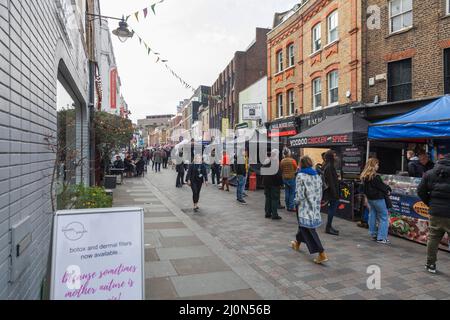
[291,134,351,148]
[342,147,363,175]
[50,207,145,300]
[242,103,263,121]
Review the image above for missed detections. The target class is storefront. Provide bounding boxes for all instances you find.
[290,113,371,221]
[368,96,450,251]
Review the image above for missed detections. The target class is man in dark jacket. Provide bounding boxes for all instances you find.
[175,152,185,188]
[323,150,340,236]
[235,153,247,205]
[409,152,434,178]
[262,150,283,220]
[417,153,450,274]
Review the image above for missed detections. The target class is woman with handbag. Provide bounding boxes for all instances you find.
[290,156,329,264]
[361,158,392,245]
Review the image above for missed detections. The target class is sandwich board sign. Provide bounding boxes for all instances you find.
[50,207,145,300]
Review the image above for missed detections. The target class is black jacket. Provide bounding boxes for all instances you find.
[363,175,391,200]
[234,157,246,176]
[186,163,208,184]
[113,159,124,169]
[417,158,450,218]
[262,162,283,188]
[408,160,434,178]
[323,162,339,201]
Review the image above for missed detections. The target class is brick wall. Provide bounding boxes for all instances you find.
[0,0,90,299]
[364,0,450,103]
[267,0,363,121]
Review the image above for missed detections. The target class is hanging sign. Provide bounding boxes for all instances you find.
[110,68,118,109]
[50,207,145,300]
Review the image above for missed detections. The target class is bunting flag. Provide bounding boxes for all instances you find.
[128,0,166,23]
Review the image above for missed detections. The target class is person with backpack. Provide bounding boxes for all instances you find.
[361,158,392,245]
[322,150,340,236]
[280,148,298,212]
[418,153,450,274]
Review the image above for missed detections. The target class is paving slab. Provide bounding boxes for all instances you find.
[171,256,232,276]
[156,246,214,260]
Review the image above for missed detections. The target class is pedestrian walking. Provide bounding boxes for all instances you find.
[263,150,283,220]
[323,150,340,236]
[291,156,329,264]
[175,152,185,188]
[235,151,247,205]
[361,158,392,245]
[153,148,163,173]
[186,154,208,212]
[220,151,231,192]
[418,153,450,274]
[210,149,221,185]
[162,149,169,169]
[280,148,298,212]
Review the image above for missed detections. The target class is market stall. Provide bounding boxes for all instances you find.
[290,113,371,221]
[368,96,450,251]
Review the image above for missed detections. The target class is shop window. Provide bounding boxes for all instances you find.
[288,89,295,115]
[389,0,413,33]
[312,23,321,53]
[277,50,284,73]
[445,49,450,94]
[312,78,322,110]
[327,11,339,44]
[327,71,339,106]
[277,93,284,117]
[288,44,295,67]
[447,0,450,15]
[388,58,412,102]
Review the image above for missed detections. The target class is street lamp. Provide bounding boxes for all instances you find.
[86,14,134,42]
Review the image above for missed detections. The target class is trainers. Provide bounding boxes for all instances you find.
[426,264,437,274]
[272,216,282,220]
[377,239,391,245]
[238,199,247,205]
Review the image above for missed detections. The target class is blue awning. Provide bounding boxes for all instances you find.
[368,96,450,140]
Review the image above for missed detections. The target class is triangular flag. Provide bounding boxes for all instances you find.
[148,48,151,55]
[151,4,157,15]
[134,11,139,22]
[144,42,148,50]
[156,57,160,63]
[126,15,130,21]
[161,59,168,63]
[154,52,160,55]
[138,37,142,44]
[143,8,148,18]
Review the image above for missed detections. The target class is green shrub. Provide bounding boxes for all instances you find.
[73,185,113,209]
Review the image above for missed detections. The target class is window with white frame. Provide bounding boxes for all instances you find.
[277,93,284,117]
[277,50,284,73]
[288,89,295,114]
[312,78,322,110]
[328,71,339,106]
[327,11,339,44]
[389,0,413,33]
[312,24,321,53]
[288,44,295,67]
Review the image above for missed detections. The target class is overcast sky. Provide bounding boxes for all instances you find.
[100,0,300,123]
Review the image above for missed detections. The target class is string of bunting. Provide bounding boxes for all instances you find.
[126,0,166,22]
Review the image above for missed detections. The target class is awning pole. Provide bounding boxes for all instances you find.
[366,140,371,162]
[401,148,405,172]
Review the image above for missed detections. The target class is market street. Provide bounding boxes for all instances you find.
[113,169,450,300]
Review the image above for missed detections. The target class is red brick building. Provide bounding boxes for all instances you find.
[210,28,270,132]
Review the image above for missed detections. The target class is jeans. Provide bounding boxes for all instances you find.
[176,171,184,187]
[327,199,339,228]
[237,175,245,201]
[283,178,296,210]
[155,162,161,172]
[264,186,280,218]
[427,216,450,266]
[368,199,390,241]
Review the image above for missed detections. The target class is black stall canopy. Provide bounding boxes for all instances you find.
[289,113,370,148]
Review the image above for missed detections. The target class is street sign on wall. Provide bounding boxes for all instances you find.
[50,207,145,300]
[242,103,263,121]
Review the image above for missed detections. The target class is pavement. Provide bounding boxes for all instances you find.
[113,168,450,300]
